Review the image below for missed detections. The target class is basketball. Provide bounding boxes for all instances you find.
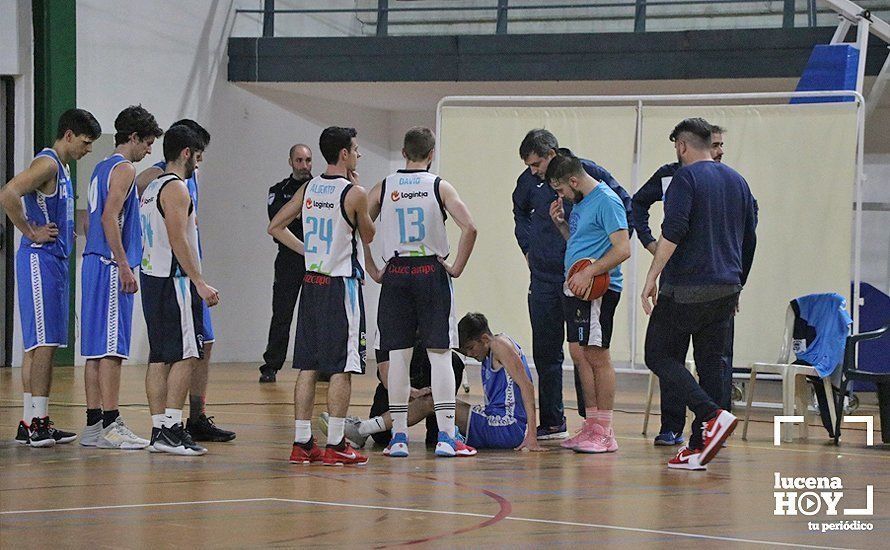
[567,258,610,301]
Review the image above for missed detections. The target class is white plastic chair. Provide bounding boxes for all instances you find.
[642,360,696,435]
[742,305,837,442]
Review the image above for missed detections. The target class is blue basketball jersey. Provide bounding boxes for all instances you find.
[154,160,202,257]
[480,335,532,424]
[20,148,74,258]
[84,154,142,267]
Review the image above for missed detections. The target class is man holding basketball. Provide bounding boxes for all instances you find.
[547,154,630,454]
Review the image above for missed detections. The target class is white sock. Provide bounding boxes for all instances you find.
[32,396,49,419]
[151,414,165,429]
[23,392,32,422]
[163,408,182,428]
[294,420,312,444]
[359,416,386,436]
[327,416,345,446]
[388,348,413,434]
[428,349,456,437]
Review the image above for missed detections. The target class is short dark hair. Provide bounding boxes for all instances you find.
[458,312,492,350]
[170,119,210,150]
[113,105,163,146]
[162,125,202,163]
[56,108,102,140]
[403,127,435,161]
[289,143,311,157]
[710,124,727,135]
[545,152,584,184]
[669,118,712,149]
[319,126,357,165]
[519,129,558,160]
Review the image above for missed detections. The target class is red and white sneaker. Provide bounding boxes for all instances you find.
[323,442,369,466]
[289,439,323,464]
[699,409,737,465]
[434,430,477,457]
[668,446,706,470]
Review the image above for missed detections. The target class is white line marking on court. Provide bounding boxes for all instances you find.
[0,497,852,549]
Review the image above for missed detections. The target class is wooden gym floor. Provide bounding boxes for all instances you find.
[1,363,887,549]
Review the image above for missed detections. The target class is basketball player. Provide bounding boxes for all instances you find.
[268,126,375,466]
[1,109,101,447]
[136,120,235,443]
[80,105,162,449]
[141,125,219,456]
[546,154,631,454]
[366,126,477,458]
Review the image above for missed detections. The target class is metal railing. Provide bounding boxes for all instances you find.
[237,0,831,38]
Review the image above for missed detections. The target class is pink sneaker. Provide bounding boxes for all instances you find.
[560,422,594,450]
[598,427,618,453]
[574,423,609,454]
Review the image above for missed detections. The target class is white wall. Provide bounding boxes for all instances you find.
[863,154,890,293]
[75,0,396,365]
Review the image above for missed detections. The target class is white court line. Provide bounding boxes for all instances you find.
[0,497,850,549]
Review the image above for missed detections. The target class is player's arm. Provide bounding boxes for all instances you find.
[347,185,376,245]
[363,241,383,283]
[437,180,477,278]
[267,184,306,255]
[641,236,677,315]
[367,179,383,221]
[160,180,219,306]
[101,163,139,293]
[491,336,545,452]
[135,165,163,198]
[0,157,59,243]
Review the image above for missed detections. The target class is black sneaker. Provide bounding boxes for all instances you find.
[15,420,31,444]
[28,417,55,448]
[187,414,236,442]
[46,418,77,444]
[155,423,206,456]
[259,367,277,383]
[147,427,163,453]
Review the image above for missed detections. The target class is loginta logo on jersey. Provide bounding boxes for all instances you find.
[305,198,336,210]
[391,190,429,202]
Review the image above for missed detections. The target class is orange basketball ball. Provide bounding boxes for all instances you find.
[567,258,610,301]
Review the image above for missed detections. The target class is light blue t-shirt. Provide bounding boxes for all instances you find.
[564,182,628,292]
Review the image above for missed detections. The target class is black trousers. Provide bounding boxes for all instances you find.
[261,250,305,372]
[659,317,735,435]
[645,293,737,449]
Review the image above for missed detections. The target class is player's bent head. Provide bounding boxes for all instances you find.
[162,124,202,163]
[114,105,163,146]
[170,119,211,151]
[545,153,584,186]
[403,126,435,162]
[319,126,357,165]
[519,128,558,161]
[458,312,493,360]
[669,117,712,151]
[57,108,102,141]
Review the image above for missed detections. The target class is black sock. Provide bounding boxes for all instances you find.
[189,395,205,422]
[102,409,120,428]
[86,408,102,426]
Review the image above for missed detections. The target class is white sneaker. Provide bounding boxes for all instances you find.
[97,417,150,450]
[80,421,103,447]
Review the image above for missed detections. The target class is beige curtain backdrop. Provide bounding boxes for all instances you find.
[637,103,858,367]
[437,106,638,361]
